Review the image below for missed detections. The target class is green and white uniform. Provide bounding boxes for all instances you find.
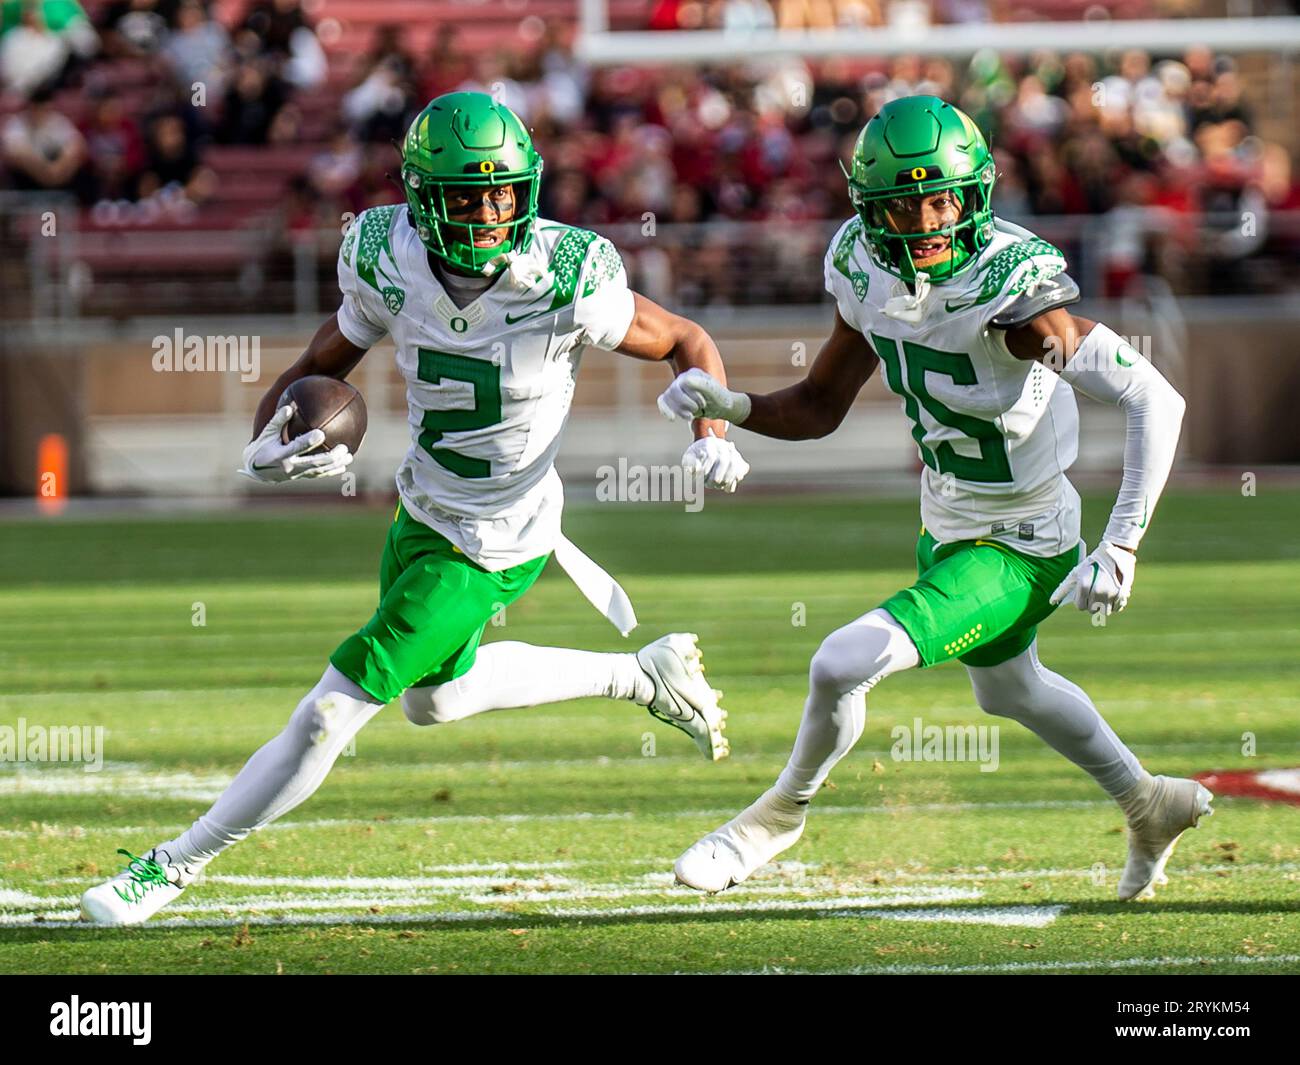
[337,204,635,570]
[332,206,636,701]
[826,215,1082,558]
[824,216,1084,666]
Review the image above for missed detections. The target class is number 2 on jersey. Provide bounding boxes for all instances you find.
[416,348,502,478]
[869,334,1013,484]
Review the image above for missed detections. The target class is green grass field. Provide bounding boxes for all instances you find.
[1,487,1298,974]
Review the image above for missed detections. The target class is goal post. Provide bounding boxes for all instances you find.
[576,4,1300,64]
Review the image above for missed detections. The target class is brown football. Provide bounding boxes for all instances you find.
[279,376,368,454]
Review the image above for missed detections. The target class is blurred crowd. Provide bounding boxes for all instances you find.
[0,0,324,220]
[0,0,1296,297]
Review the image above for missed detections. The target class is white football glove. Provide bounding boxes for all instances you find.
[1050,541,1137,617]
[682,429,750,493]
[238,403,354,484]
[657,368,752,425]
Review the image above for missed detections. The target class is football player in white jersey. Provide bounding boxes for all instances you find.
[658,95,1212,902]
[80,92,750,925]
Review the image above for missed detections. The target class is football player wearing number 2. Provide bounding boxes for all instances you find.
[80,92,750,925]
[660,96,1211,903]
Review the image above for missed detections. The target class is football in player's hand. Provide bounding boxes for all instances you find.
[278,376,368,454]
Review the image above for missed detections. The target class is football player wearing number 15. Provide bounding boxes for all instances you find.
[79,91,750,925]
[659,96,1212,903]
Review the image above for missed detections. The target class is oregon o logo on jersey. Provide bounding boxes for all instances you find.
[450,316,469,333]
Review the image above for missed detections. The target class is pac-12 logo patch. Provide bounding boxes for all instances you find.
[382,286,406,314]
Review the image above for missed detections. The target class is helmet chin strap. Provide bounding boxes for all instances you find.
[479,249,514,276]
[884,269,931,322]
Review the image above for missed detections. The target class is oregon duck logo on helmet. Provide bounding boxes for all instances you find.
[400,91,544,274]
[843,95,996,282]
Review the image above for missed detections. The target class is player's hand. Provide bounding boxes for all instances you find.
[683,429,750,493]
[1050,541,1137,617]
[238,403,354,484]
[658,368,752,425]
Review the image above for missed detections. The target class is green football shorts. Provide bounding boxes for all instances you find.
[331,503,549,703]
[880,528,1082,669]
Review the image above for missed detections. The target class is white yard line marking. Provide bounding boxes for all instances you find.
[712,953,1300,975]
[195,874,579,891]
[0,768,230,801]
[0,887,1066,931]
[0,798,1116,837]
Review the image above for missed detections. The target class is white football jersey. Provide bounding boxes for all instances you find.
[825,217,1082,557]
[336,206,635,570]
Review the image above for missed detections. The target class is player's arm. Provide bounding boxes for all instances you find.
[658,310,880,441]
[618,293,751,491]
[1002,308,1187,615]
[617,293,730,442]
[251,314,369,436]
[239,314,370,484]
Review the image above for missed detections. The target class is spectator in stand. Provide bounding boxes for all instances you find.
[1,85,89,198]
[533,22,587,126]
[81,85,146,202]
[161,0,230,101]
[1,1,75,95]
[1188,58,1253,134]
[1099,48,1161,118]
[455,51,529,122]
[419,24,472,101]
[0,0,97,84]
[217,55,286,144]
[1195,117,1266,292]
[97,0,173,57]
[278,172,318,233]
[239,0,323,89]
[137,109,215,207]
[241,0,305,54]
[363,23,418,85]
[342,25,419,143]
[307,123,364,211]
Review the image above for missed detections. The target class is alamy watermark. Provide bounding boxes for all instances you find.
[152,329,261,382]
[595,458,704,512]
[0,718,105,772]
[890,717,1000,772]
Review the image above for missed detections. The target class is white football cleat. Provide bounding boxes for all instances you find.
[674,787,807,892]
[1117,775,1214,901]
[80,847,199,926]
[637,632,729,761]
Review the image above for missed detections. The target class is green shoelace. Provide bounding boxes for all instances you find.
[111,849,171,905]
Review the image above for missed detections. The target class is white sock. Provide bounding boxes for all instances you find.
[401,641,654,726]
[775,609,920,802]
[155,665,384,868]
[966,640,1145,798]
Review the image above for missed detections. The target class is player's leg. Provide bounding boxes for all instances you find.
[399,633,729,761]
[674,607,920,891]
[80,511,540,925]
[966,641,1212,900]
[673,530,1061,893]
[403,642,653,726]
[966,640,1144,796]
[79,663,384,925]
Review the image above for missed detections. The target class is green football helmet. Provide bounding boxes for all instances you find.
[843,95,996,282]
[400,92,543,274]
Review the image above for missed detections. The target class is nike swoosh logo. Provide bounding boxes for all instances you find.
[944,299,976,313]
[1137,496,1148,529]
[504,278,559,324]
[504,307,553,325]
